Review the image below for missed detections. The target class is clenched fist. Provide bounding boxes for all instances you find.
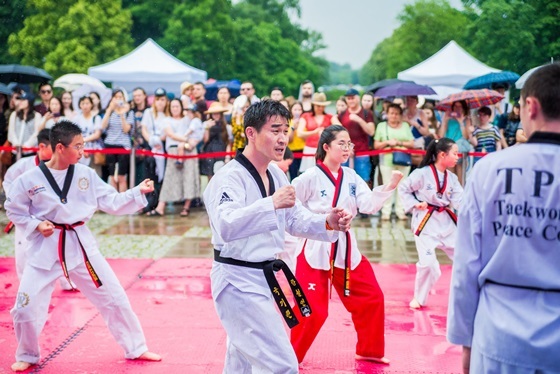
[272,185,296,210]
[326,207,353,232]
[385,170,404,191]
[37,220,55,237]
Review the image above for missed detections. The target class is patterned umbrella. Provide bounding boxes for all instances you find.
[436,89,504,111]
[375,82,436,98]
[463,71,520,90]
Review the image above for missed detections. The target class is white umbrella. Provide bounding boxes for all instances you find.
[71,84,113,111]
[54,73,106,91]
[515,65,545,89]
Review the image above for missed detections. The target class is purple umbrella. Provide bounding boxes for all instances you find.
[375,82,436,98]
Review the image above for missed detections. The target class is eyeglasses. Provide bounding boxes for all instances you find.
[337,142,354,151]
[40,89,52,94]
[64,144,85,151]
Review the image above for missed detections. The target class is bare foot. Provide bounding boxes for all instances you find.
[355,355,390,364]
[135,351,161,361]
[11,361,32,372]
[409,298,422,309]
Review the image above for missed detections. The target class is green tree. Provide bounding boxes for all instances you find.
[360,0,469,83]
[8,0,133,77]
[465,0,560,73]
[161,0,328,95]
[160,0,237,80]
[122,0,177,46]
[0,0,28,63]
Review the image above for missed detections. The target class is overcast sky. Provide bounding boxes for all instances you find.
[296,0,464,69]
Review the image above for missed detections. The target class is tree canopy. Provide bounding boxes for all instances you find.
[8,0,133,77]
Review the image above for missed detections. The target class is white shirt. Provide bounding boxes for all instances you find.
[204,156,337,296]
[5,163,147,272]
[447,133,560,371]
[292,165,393,270]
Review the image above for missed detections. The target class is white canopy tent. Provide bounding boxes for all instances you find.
[398,41,499,93]
[88,39,207,95]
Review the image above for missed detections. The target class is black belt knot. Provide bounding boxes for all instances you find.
[214,249,312,328]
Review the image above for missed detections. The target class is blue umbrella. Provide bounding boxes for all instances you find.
[374,82,436,98]
[204,79,241,101]
[463,71,520,90]
[0,83,11,95]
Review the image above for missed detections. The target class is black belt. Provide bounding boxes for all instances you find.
[214,249,312,328]
[486,279,560,293]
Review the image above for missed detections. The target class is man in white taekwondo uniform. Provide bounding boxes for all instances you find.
[447,63,560,373]
[204,100,353,374]
[5,121,161,372]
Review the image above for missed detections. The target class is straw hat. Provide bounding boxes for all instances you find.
[180,81,193,94]
[311,92,331,106]
[205,102,229,114]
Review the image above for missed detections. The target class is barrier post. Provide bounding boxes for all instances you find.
[461,152,468,186]
[16,146,22,162]
[129,147,136,189]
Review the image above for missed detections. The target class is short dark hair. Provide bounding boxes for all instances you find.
[244,99,291,133]
[521,63,560,120]
[478,106,492,116]
[38,82,52,91]
[37,129,51,145]
[316,125,348,161]
[50,120,82,151]
[387,103,403,115]
[78,95,93,107]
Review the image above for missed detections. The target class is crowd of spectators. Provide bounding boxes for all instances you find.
[0,80,525,219]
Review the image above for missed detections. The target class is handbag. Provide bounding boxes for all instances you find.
[93,151,106,166]
[386,123,411,166]
[1,140,12,166]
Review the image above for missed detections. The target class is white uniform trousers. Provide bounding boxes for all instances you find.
[214,283,299,374]
[413,231,455,306]
[12,253,148,364]
[14,227,27,280]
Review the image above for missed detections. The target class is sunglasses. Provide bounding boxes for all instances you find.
[41,89,52,94]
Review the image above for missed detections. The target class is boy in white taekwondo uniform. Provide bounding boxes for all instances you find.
[5,121,161,372]
[398,138,463,309]
[3,129,53,280]
[289,125,402,365]
[204,100,353,374]
[447,63,560,373]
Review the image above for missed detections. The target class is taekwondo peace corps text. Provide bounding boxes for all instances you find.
[492,167,560,241]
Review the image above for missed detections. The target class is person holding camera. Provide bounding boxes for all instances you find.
[100,89,134,192]
[38,97,65,130]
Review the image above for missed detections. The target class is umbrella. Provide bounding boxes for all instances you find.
[365,78,414,93]
[463,71,520,90]
[375,82,436,98]
[0,83,11,95]
[436,89,504,111]
[54,73,106,91]
[204,79,241,100]
[0,64,52,84]
[515,65,546,89]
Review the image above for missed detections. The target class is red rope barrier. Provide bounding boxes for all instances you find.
[0,146,490,160]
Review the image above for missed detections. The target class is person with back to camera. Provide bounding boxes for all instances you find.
[204,100,353,373]
[447,63,560,373]
[398,138,463,309]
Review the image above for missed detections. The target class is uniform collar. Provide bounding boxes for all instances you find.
[527,131,560,145]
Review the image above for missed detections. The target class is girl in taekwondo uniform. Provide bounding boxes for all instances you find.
[290,125,403,365]
[398,138,463,309]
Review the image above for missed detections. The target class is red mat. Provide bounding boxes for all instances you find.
[0,258,461,373]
